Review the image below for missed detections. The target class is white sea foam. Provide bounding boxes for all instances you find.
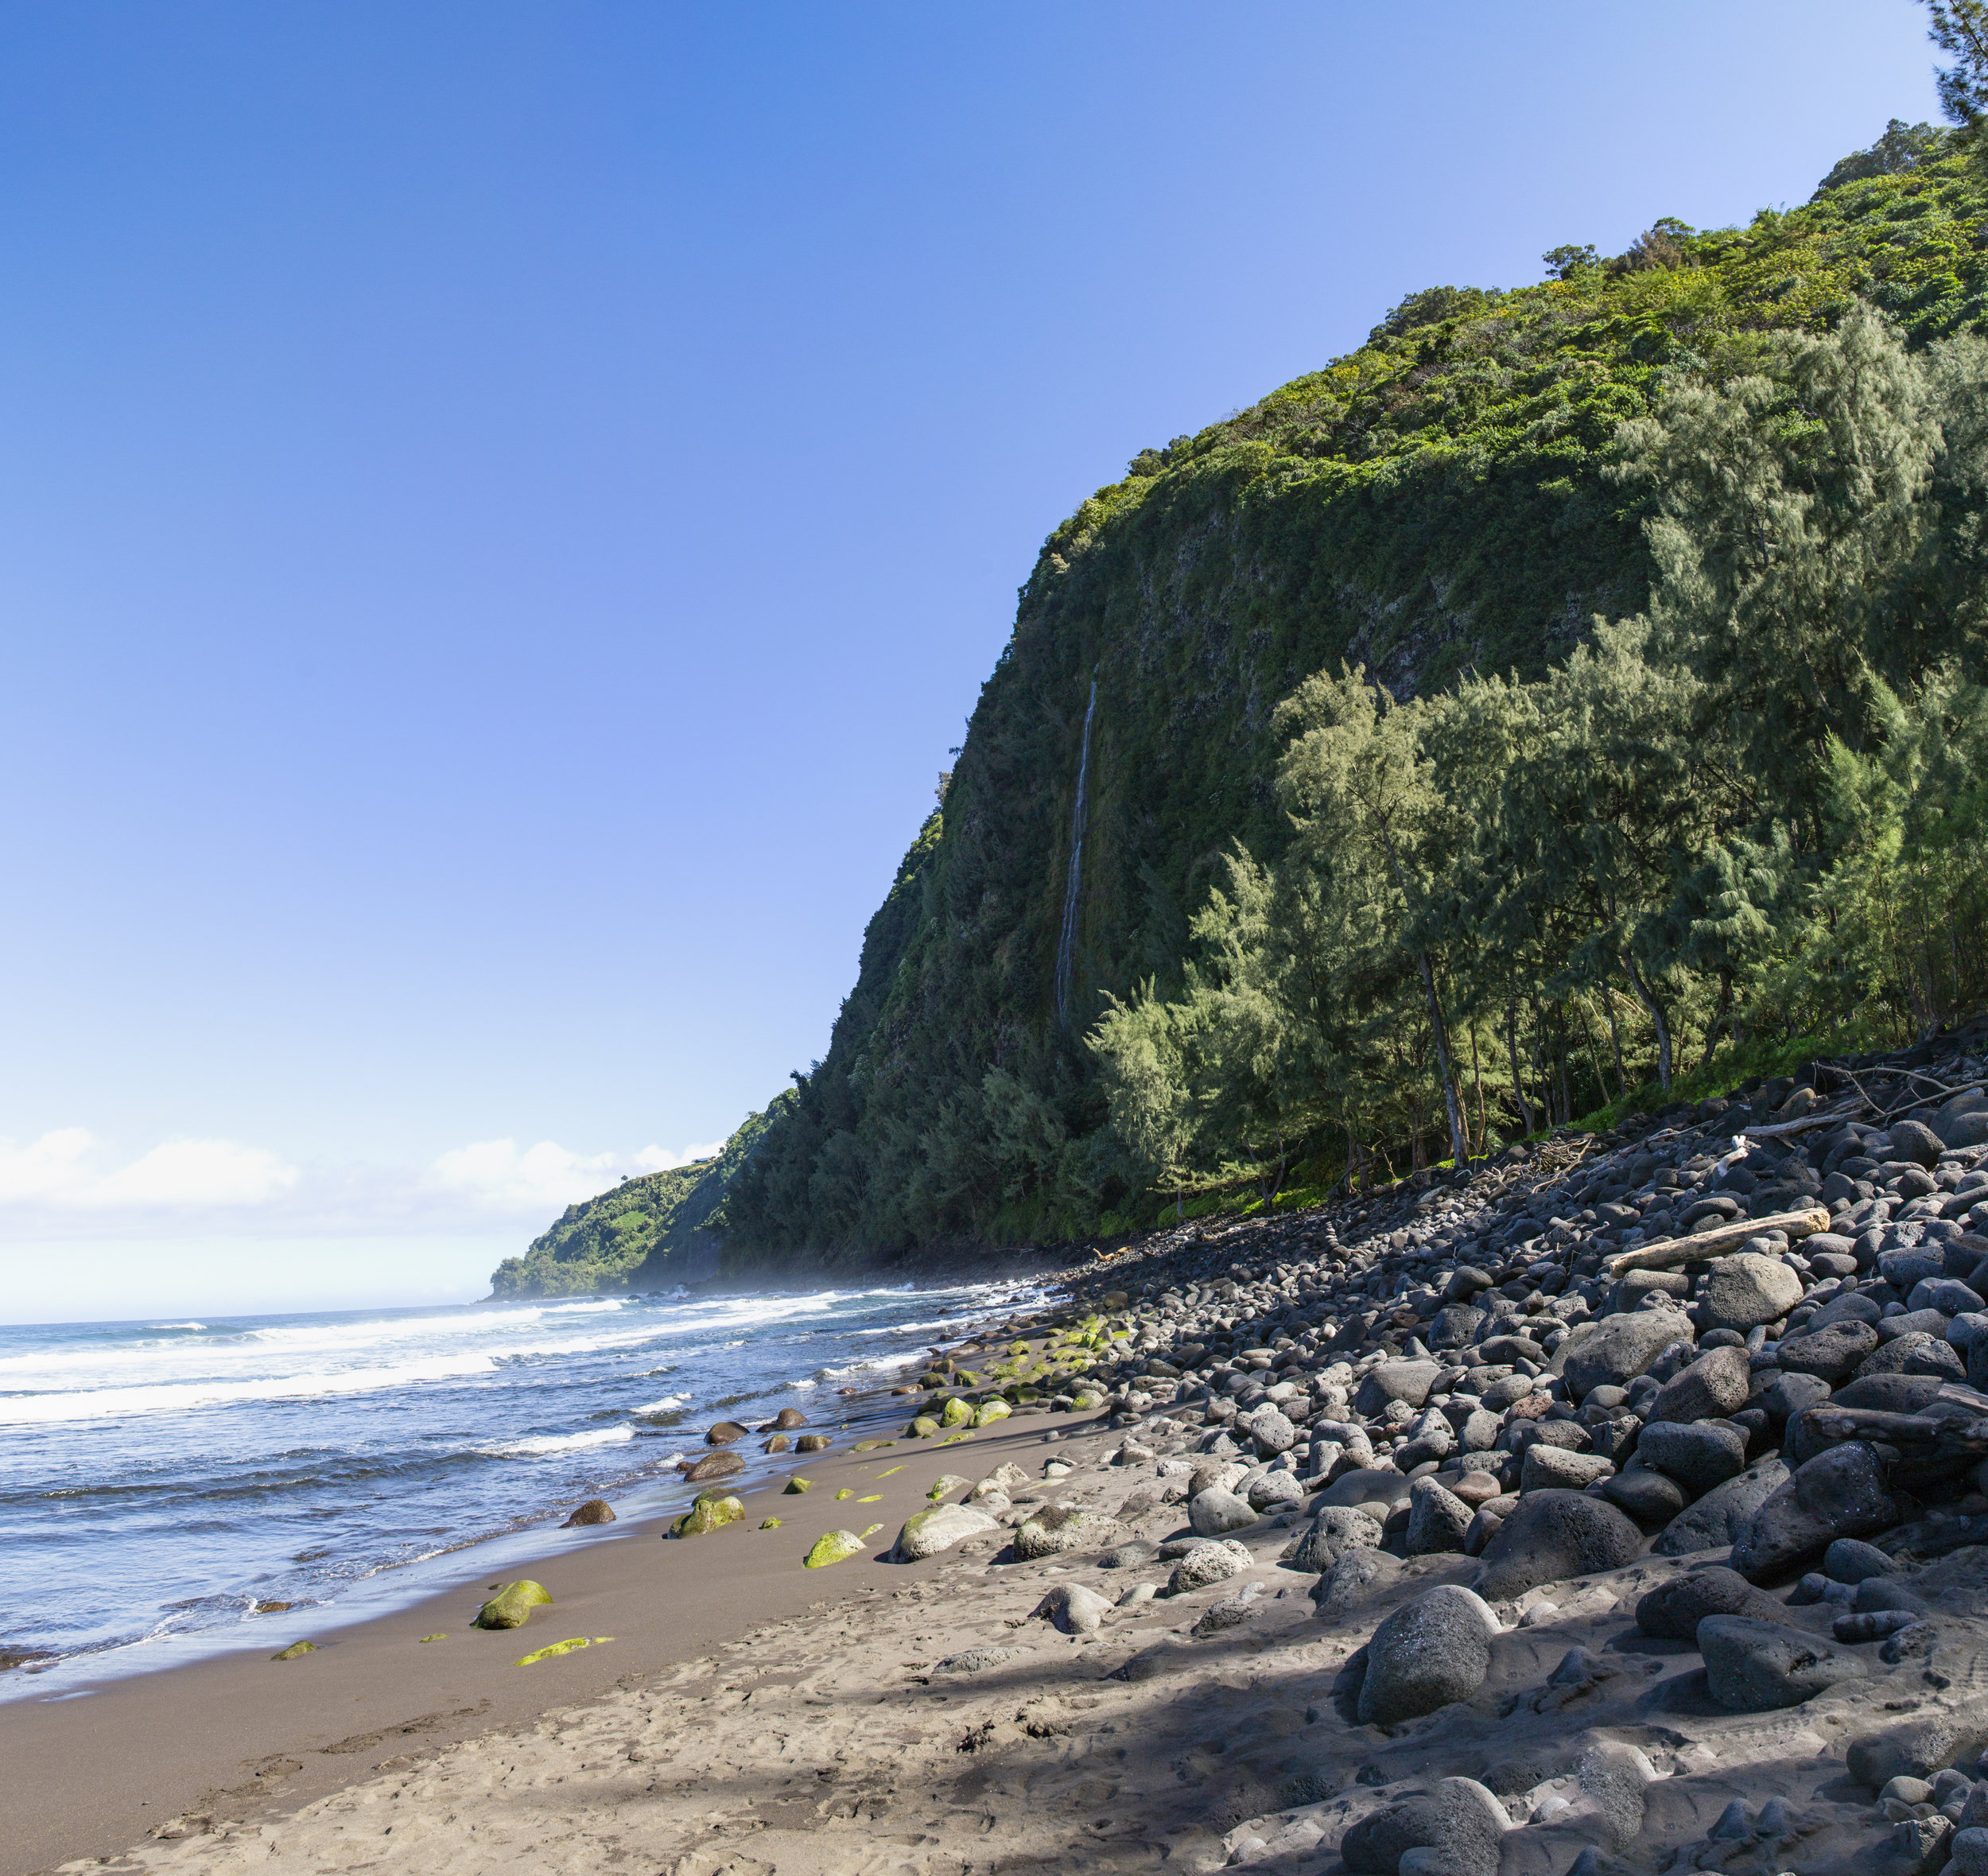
[632,1394,688,1414]
[479,1425,635,1458]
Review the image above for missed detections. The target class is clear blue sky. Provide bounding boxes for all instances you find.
[0,1,1943,1319]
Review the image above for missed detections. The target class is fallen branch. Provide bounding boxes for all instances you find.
[1602,1206,1834,1277]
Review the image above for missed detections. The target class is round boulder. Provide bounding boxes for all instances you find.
[1357,1585,1500,1726]
[1637,1420,1747,1498]
[1475,1490,1644,1600]
[561,1498,615,1527]
[1635,1565,1785,1639]
[1731,1443,1902,1583]
[1188,1487,1258,1536]
[1285,1505,1384,1572]
[1651,1346,1752,1424]
[891,1502,998,1561]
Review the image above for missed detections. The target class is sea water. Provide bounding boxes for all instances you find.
[0,1278,1052,1699]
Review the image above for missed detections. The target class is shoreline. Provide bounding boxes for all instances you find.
[4,1377,1096,1876]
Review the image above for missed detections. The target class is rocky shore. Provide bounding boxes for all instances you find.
[49,1027,1988,1876]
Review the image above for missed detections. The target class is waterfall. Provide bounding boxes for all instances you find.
[1054,679,1098,1027]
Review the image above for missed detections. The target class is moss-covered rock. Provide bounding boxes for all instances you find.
[270,1640,318,1661]
[907,1416,940,1438]
[941,1396,975,1427]
[926,1472,972,1499]
[670,1494,744,1536]
[783,1477,813,1493]
[973,1397,1011,1427]
[804,1528,867,1568]
[474,1580,553,1629]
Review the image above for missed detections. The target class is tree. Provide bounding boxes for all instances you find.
[1926,1,1988,125]
[1274,669,1472,1166]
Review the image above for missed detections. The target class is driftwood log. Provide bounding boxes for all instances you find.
[1803,1385,1988,1458]
[1602,1206,1834,1279]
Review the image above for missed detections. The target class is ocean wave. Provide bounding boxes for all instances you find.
[477,1425,636,1458]
[632,1394,688,1414]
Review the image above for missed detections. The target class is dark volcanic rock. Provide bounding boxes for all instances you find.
[1698,1614,1868,1711]
[1635,1566,1784,1638]
[1356,1585,1497,1724]
[1731,1443,1901,1583]
[1475,1490,1643,1599]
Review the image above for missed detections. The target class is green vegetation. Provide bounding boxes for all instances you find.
[488,1105,782,1299]
[712,123,1988,1264]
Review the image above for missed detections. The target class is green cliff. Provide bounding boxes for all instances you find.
[715,123,1988,1262]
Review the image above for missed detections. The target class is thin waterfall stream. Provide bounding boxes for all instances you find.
[1054,678,1097,1024]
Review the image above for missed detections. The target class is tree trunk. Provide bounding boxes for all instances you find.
[1619,951,1674,1092]
[1600,988,1628,1097]
[1470,1023,1487,1154]
[1377,822,1470,1167]
[1505,1000,1536,1134]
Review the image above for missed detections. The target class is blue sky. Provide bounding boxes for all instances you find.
[0,2,1943,1320]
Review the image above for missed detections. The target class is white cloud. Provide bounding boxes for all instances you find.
[91,1139,297,1207]
[0,1125,736,1243]
[0,1130,297,1208]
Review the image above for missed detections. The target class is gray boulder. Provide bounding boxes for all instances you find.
[1848,1714,1988,1789]
[1165,1538,1252,1595]
[1357,1584,1500,1725]
[891,1502,1000,1560]
[1634,1565,1785,1637]
[1555,1308,1694,1398]
[1891,1119,1946,1167]
[1732,1443,1901,1583]
[1312,1545,1401,1619]
[1599,1469,1687,1530]
[1341,1777,1512,1876]
[1776,1321,1880,1382]
[1248,1404,1297,1455]
[1245,1469,1303,1514]
[1652,1346,1752,1424]
[1652,1458,1791,1556]
[1187,1487,1257,1536]
[1354,1361,1443,1417]
[1637,1420,1747,1497]
[1699,1614,1868,1710]
[1520,1446,1615,1493]
[1475,1490,1644,1598]
[1404,1477,1474,1555]
[1014,1503,1118,1559]
[1031,1582,1113,1635]
[1284,1505,1384,1572]
[1824,1537,1895,1583]
[1698,1254,1804,1334]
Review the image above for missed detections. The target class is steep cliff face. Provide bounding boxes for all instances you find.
[716,126,1988,1263]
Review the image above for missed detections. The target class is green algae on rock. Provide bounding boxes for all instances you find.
[670,1495,744,1537]
[474,1581,553,1630]
[803,1529,866,1568]
[270,1640,318,1661]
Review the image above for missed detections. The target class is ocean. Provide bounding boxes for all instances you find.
[0,1276,1054,1700]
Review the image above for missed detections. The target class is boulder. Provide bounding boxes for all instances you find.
[561,1498,615,1527]
[1475,1490,1643,1599]
[1891,1119,1947,1168]
[1313,1545,1401,1618]
[1357,1585,1500,1725]
[670,1493,744,1536]
[1636,1420,1747,1497]
[1354,1361,1444,1417]
[1555,1308,1694,1397]
[1776,1321,1881,1382]
[1848,1715,1988,1789]
[1031,1583,1113,1636]
[705,1420,751,1445]
[1634,1565,1784,1638]
[1652,1346,1753,1424]
[891,1502,998,1561]
[771,1406,808,1430]
[1699,1614,1868,1710]
[1248,1405,1296,1455]
[474,1580,552,1629]
[1731,1443,1901,1583]
[802,1528,865,1568]
[1824,1537,1896,1583]
[1015,1504,1116,1559]
[1697,1255,1804,1334]
[973,1397,1011,1427]
[1284,1506,1384,1572]
[1652,1458,1791,1556]
[683,1450,744,1483]
[1599,1470,1687,1531]
[1404,1478,1475,1554]
[794,1433,831,1453]
[1320,1469,1415,1514]
[1341,1779,1512,1876]
[1519,1446,1615,1493]
[1166,1538,1252,1595]
[1246,1470,1305,1515]
[1188,1487,1257,1536]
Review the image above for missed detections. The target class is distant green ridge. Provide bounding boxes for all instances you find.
[487,1104,782,1299]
